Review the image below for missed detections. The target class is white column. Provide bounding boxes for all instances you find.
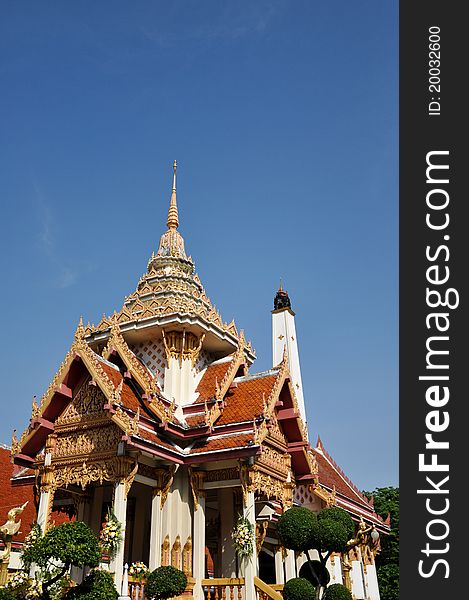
[193,495,206,600]
[351,560,366,600]
[149,492,162,571]
[365,563,381,600]
[31,488,52,577]
[242,490,257,600]
[220,488,236,578]
[111,481,127,592]
[285,549,296,581]
[37,490,52,534]
[274,548,285,585]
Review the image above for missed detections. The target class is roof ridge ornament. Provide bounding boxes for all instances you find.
[166,159,179,230]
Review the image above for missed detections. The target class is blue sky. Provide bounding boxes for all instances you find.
[0,1,398,491]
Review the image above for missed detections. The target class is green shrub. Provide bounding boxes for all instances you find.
[23,521,101,571]
[0,589,16,600]
[317,519,349,553]
[145,566,187,599]
[65,569,118,600]
[324,583,353,600]
[299,559,330,587]
[283,577,316,600]
[277,507,318,552]
[317,507,355,539]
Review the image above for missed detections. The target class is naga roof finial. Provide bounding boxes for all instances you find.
[166,159,179,230]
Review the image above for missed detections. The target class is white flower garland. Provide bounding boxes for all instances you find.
[99,507,122,559]
[231,515,255,561]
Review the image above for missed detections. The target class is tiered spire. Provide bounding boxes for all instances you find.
[166,160,179,230]
[155,160,187,260]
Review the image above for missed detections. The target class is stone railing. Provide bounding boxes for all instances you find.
[202,577,245,599]
[128,575,146,600]
[254,577,283,600]
[127,573,195,599]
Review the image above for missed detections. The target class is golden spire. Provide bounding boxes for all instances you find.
[166,160,179,230]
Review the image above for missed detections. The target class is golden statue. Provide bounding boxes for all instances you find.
[346,517,376,551]
[0,501,28,585]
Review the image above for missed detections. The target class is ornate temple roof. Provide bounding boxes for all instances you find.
[8,162,389,537]
[84,162,255,363]
[312,437,390,531]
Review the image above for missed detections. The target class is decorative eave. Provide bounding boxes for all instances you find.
[11,321,147,464]
[101,323,172,424]
[204,331,249,427]
[85,309,256,364]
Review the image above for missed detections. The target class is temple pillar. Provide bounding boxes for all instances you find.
[37,488,53,534]
[242,490,257,600]
[219,488,236,577]
[192,495,206,600]
[149,491,162,571]
[285,549,296,581]
[37,449,55,533]
[111,481,127,592]
[274,547,285,585]
[89,486,104,534]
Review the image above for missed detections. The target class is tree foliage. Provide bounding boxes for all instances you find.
[276,506,318,552]
[364,487,399,600]
[277,506,354,600]
[23,521,101,571]
[64,569,118,600]
[22,521,102,600]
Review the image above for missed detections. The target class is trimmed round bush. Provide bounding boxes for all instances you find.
[317,507,355,539]
[65,569,118,600]
[277,507,318,552]
[324,583,353,600]
[145,566,187,599]
[299,559,330,587]
[24,521,101,570]
[283,577,316,600]
[317,519,349,553]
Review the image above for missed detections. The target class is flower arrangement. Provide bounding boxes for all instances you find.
[25,578,42,600]
[128,562,149,581]
[1,571,42,599]
[99,507,122,559]
[231,515,254,561]
[22,523,42,554]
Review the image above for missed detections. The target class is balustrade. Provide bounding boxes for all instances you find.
[128,576,146,600]
[201,577,245,600]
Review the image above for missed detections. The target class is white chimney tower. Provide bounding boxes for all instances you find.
[271,283,307,424]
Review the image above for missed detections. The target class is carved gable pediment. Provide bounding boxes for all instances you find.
[56,380,107,427]
[53,424,122,461]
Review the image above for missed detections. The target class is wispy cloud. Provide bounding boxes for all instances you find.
[140,1,283,48]
[33,181,78,289]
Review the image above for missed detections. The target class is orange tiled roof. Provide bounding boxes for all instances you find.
[98,359,142,413]
[185,413,207,428]
[196,359,234,401]
[314,444,370,509]
[214,374,278,426]
[190,433,255,454]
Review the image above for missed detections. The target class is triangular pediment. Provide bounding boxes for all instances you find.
[56,378,107,427]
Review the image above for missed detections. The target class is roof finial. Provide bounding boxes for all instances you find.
[166,159,179,230]
[279,278,283,292]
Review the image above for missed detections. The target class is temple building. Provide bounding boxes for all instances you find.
[8,162,390,599]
